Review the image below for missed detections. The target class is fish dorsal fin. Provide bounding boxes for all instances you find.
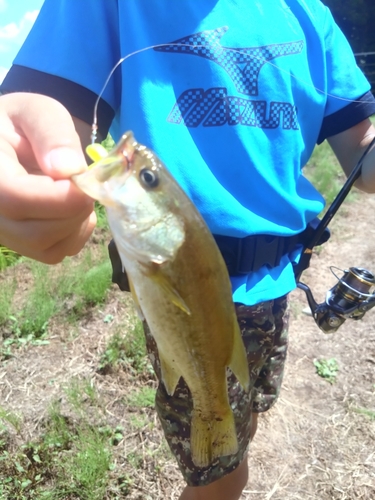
[147,266,191,315]
[228,319,250,391]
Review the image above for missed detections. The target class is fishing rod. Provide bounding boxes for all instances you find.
[296,136,375,333]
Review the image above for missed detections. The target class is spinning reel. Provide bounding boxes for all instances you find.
[298,266,375,333]
[296,137,375,333]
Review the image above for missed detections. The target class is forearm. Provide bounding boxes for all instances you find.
[358,139,375,193]
[328,118,375,193]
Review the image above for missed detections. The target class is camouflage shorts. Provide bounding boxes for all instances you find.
[143,294,289,487]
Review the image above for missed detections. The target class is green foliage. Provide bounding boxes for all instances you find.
[0,246,19,271]
[55,246,112,317]
[0,380,118,500]
[0,279,16,327]
[13,262,57,339]
[352,406,375,420]
[0,248,112,360]
[314,357,339,384]
[304,141,347,211]
[101,134,115,152]
[76,260,112,307]
[99,318,150,376]
[64,377,98,414]
[1,262,55,359]
[94,201,109,229]
[0,406,22,435]
[126,387,156,408]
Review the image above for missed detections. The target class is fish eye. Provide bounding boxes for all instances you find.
[139,168,159,188]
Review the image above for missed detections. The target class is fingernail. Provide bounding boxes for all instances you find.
[45,147,87,177]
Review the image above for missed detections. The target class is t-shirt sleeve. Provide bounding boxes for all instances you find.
[317,4,375,142]
[0,0,121,138]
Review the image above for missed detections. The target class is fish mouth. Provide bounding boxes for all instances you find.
[72,169,115,206]
[72,155,132,207]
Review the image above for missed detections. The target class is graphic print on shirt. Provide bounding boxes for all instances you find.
[154,27,303,130]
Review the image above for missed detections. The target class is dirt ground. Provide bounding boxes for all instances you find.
[0,192,374,499]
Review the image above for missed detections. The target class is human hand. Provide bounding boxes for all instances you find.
[0,92,96,264]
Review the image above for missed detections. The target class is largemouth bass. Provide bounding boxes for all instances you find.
[72,132,250,467]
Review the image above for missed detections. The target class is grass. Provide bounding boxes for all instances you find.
[313,357,339,384]
[99,317,151,376]
[0,381,118,500]
[304,140,355,210]
[352,407,375,420]
[0,246,112,360]
[94,201,109,230]
[126,386,157,408]
[0,246,19,271]
[0,279,16,327]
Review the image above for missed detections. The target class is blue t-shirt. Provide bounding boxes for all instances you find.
[3,0,375,305]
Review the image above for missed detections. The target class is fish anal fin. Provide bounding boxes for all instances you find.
[228,323,250,392]
[190,410,238,467]
[159,351,181,396]
[147,266,191,315]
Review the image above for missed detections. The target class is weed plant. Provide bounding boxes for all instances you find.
[126,386,156,408]
[56,246,112,317]
[0,279,16,327]
[313,357,339,384]
[0,246,19,271]
[101,134,115,152]
[16,261,57,339]
[99,317,151,376]
[0,379,120,500]
[1,246,112,359]
[94,201,109,230]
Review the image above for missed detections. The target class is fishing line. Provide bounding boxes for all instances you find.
[91,40,372,143]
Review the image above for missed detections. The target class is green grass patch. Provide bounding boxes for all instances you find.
[314,357,339,384]
[99,318,151,376]
[94,201,109,230]
[101,134,115,152]
[56,247,112,317]
[0,279,16,327]
[0,246,19,271]
[0,379,119,500]
[352,406,375,420]
[304,141,353,210]
[0,247,112,360]
[13,261,57,339]
[126,386,156,408]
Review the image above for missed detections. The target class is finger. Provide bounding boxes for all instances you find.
[0,206,95,260]
[0,169,94,220]
[3,93,88,178]
[49,211,98,262]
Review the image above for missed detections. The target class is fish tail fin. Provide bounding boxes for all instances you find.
[191,409,238,467]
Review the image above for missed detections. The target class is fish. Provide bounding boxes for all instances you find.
[72,132,250,467]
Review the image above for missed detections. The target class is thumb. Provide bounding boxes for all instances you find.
[6,92,88,179]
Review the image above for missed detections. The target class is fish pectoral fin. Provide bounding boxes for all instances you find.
[159,352,181,396]
[190,409,238,468]
[228,322,250,392]
[148,268,191,315]
[128,275,145,321]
